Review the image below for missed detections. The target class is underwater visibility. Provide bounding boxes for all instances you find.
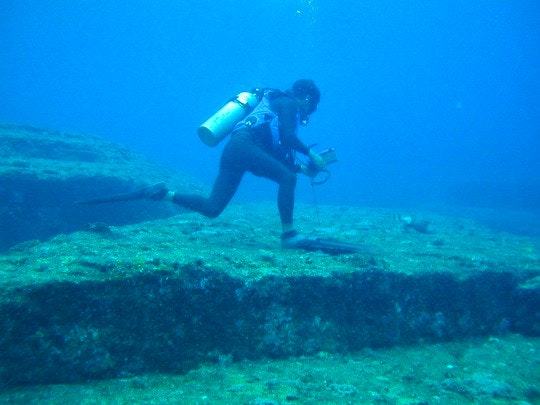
[1,1,539,403]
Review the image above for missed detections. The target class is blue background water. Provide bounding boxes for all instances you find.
[2,1,539,230]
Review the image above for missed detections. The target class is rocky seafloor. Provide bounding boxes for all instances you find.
[0,201,539,404]
[1,334,538,404]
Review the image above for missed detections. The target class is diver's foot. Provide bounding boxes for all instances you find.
[281,230,314,249]
[141,181,169,200]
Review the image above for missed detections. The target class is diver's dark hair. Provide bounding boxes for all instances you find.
[291,79,320,113]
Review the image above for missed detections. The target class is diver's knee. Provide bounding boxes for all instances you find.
[282,170,297,187]
[204,206,223,219]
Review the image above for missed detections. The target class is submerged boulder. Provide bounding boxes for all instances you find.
[0,124,203,251]
[0,203,538,386]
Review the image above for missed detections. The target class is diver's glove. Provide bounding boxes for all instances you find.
[295,148,336,185]
[298,163,317,178]
[297,149,327,177]
[308,149,327,171]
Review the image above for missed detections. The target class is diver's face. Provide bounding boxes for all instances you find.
[297,95,315,125]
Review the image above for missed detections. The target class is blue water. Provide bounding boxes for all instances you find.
[2,1,539,228]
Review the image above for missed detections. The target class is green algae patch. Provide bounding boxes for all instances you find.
[2,203,538,285]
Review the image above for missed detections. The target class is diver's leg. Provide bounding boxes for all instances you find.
[170,167,243,218]
[248,155,308,248]
[243,148,319,248]
[168,134,247,218]
[244,147,297,231]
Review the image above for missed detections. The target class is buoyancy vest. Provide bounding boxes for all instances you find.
[232,89,284,150]
[233,89,302,168]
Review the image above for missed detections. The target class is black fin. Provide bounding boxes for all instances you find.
[76,182,167,205]
[299,238,371,255]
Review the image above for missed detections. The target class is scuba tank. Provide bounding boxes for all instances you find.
[198,91,260,147]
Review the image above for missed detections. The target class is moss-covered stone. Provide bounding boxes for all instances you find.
[0,203,538,387]
[0,124,204,251]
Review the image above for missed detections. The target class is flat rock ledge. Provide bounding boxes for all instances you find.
[0,124,204,252]
[0,203,539,387]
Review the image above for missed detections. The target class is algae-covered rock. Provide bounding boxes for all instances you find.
[0,124,204,251]
[0,203,538,386]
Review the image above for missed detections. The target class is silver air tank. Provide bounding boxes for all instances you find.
[198,91,259,147]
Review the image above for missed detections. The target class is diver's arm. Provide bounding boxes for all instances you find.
[274,96,326,171]
[274,97,310,155]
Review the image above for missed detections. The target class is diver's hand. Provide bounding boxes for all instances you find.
[299,164,316,177]
[308,149,327,171]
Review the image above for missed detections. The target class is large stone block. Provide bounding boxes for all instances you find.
[0,204,538,387]
[0,124,203,251]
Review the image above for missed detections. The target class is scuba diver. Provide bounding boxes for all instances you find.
[155,79,325,249]
[80,79,365,254]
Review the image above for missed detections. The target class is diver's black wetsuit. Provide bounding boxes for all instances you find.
[171,94,310,224]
